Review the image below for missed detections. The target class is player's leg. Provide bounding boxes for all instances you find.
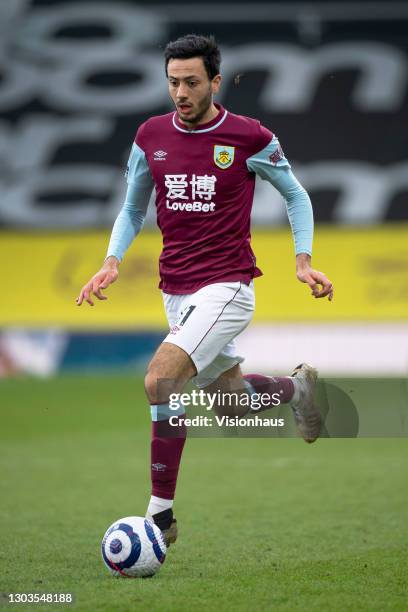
[244,364,321,442]
[203,361,293,417]
[144,341,196,546]
[184,279,321,440]
[202,358,321,442]
[202,363,248,417]
[145,280,255,543]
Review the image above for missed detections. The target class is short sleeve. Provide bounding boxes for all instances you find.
[251,122,274,157]
[246,135,291,180]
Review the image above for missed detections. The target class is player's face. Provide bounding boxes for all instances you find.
[167,57,221,126]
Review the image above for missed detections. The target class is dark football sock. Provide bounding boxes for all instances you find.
[244,373,294,411]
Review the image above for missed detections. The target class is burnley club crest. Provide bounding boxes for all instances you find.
[214,145,235,169]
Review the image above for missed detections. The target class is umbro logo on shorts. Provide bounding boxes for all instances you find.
[154,150,167,161]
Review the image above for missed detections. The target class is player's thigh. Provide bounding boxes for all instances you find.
[162,281,254,376]
[145,342,196,403]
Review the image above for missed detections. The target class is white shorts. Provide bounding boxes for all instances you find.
[162,281,255,388]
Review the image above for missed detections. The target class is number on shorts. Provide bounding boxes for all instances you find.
[178,305,196,326]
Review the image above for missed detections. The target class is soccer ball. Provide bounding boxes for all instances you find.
[101,516,167,578]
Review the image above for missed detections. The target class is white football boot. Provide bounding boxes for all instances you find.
[290,363,322,443]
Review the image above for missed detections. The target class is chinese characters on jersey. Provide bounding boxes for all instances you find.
[165,174,217,212]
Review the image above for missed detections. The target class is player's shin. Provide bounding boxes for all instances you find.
[147,402,186,517]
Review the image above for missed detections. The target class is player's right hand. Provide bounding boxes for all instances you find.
[76,258,119,306]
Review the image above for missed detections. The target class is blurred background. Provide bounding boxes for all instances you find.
[2,5,406,602]
[1,0,407,379]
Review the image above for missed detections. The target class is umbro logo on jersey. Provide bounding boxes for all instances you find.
[154,150,167,161]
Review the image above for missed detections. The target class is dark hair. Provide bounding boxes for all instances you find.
[164,34,221,80]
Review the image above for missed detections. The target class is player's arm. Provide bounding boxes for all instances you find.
[76,143,154,306]
[246,136,333,301]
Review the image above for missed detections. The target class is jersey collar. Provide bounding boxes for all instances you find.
[172,103,228,134]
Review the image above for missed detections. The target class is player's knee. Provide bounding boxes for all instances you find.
[144,366,177,405]
[144,369,160,404]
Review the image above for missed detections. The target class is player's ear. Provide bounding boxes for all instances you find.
[211,74,222,95]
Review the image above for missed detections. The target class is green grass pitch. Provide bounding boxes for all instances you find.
[0,375,407,611]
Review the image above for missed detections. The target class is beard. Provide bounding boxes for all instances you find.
[177,88,213,126]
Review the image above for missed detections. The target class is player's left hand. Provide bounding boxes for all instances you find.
[296,267,334,301]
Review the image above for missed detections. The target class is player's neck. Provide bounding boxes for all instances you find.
[180,103,220,130]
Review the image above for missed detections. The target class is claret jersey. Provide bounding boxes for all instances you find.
[108,103,314,295]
